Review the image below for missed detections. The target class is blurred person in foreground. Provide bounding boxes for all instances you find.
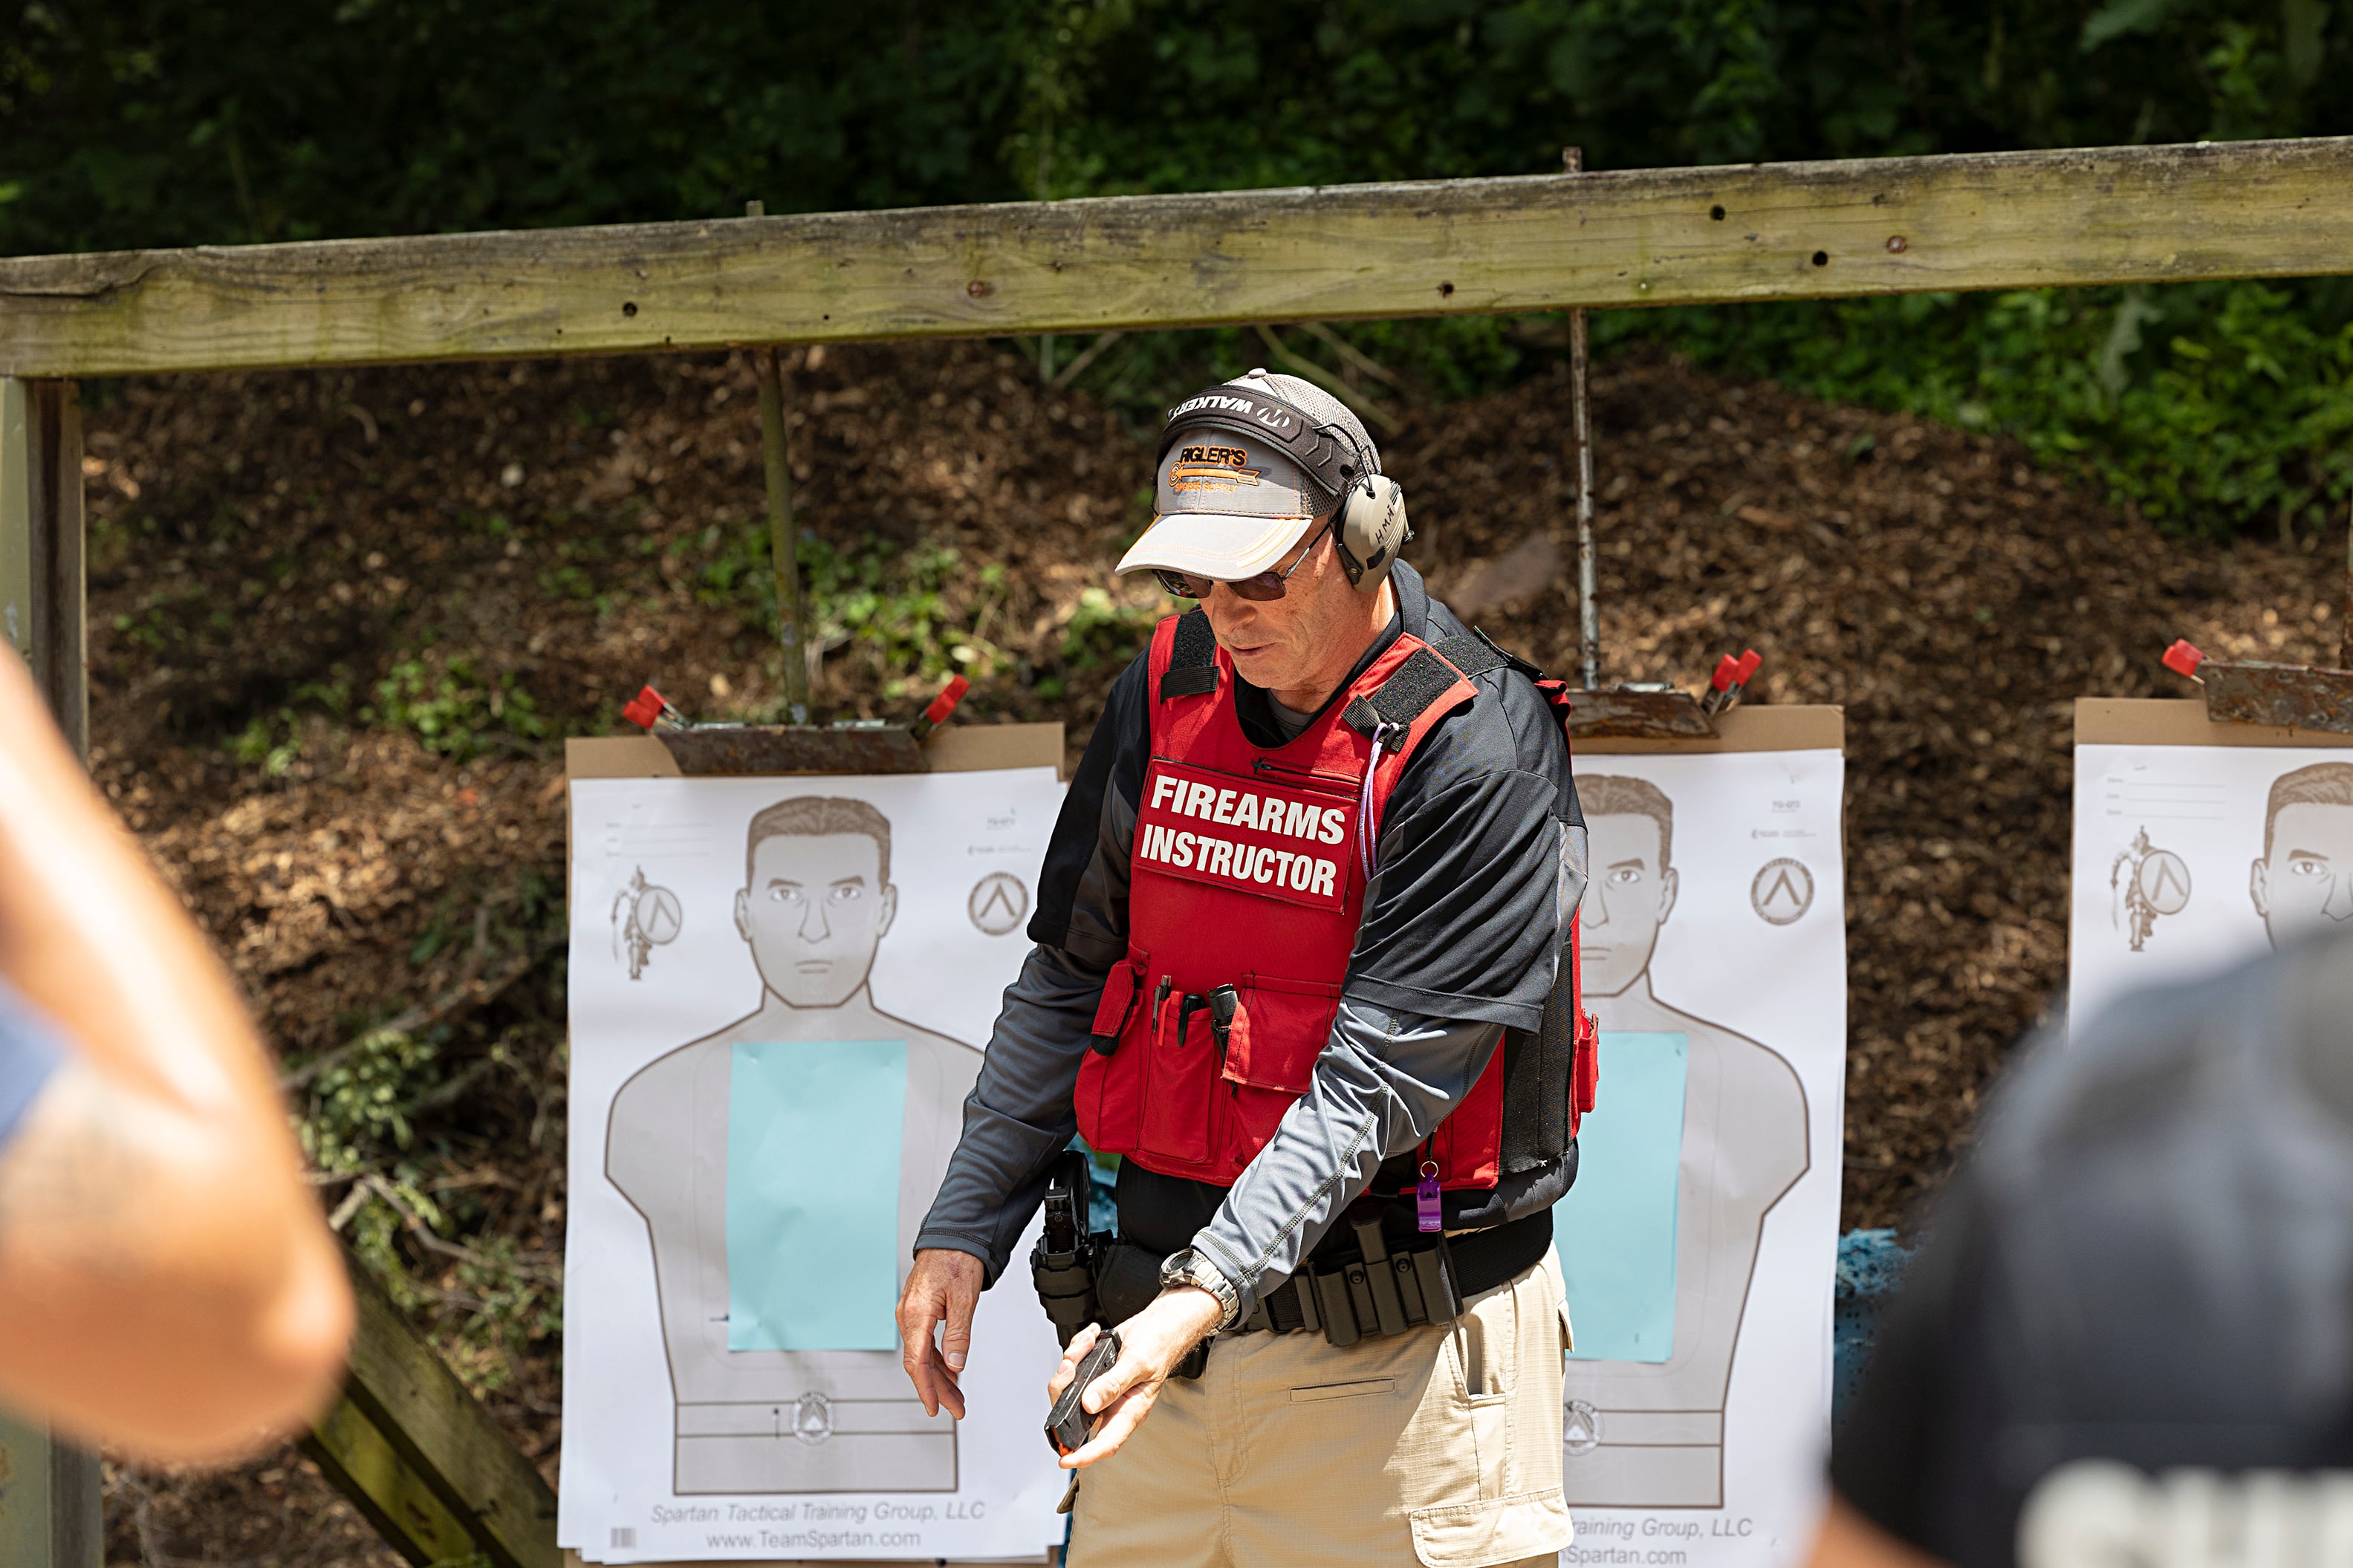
[0,645,352,1461]
[1809,931,2353,1568]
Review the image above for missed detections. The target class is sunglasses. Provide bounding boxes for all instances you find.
[1152,522,1331,603]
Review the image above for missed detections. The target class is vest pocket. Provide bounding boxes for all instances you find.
[1137,989,1216,1166]
[1220,975,1341,1167]
[1222,975,1339,1093]
[1074,958,1150,1154]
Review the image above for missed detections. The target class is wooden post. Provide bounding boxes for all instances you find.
[1,378,87,751]
[753,345,810,723]
[741,200,811,724]
[2340,501,2351,671]
[0,375,102,1568]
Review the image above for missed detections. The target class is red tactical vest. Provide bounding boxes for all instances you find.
[1074,608,1598,1195]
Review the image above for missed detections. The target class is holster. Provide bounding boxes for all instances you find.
[1033,1237,1210,1380]
[1029,1230,1105,1349]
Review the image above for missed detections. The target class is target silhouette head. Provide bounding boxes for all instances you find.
[1579,775,1681,998]
[2251,763,2353,949]
[732,797,898,1008]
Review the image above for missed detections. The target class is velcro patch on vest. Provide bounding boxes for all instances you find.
[1135,762,1353,912]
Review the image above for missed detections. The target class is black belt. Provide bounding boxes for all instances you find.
[1036,1206,1551,1373]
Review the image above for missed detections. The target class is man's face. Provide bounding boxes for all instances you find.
[1581,813,1678,997]
[2250,801,2353,947]
[1198,520,1357,697]
[733,833,897,1007]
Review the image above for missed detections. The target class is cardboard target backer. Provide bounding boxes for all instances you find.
[2071,698,2353,1029]
[1562,706,1846,1568]
[558,726,1070,1567]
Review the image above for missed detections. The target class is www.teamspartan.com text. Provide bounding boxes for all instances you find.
[650,1500,973,1553]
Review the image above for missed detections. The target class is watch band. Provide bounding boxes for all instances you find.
[1160,1247,1242,1331]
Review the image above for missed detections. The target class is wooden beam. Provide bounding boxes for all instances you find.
[308,1265,561,1568]
[2,137,2350,378]
[302,1399,484,1568]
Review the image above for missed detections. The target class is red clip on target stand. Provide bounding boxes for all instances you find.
[2158,634,2353,734]
[1701,649,1765,718]
[614,674,973,775]
[2153,518,2353,734]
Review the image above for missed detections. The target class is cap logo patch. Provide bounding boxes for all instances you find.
[1167,444,1261,494]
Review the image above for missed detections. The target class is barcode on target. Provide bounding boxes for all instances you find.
[610,1527,636,1549]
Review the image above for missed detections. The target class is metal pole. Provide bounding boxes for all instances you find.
[1565,148,1600,690]
[0,376,103,1568]
[745,202,811,724]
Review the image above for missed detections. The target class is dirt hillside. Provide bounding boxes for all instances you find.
[81,340,2340,1564]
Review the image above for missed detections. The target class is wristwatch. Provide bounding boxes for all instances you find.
[1159,1248,1242,1332]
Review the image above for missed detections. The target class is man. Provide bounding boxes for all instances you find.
[1812,929,2353,1568]
[900,371,1591,1567]
[1561,775,1808,1508]
[0,645,352,1461]
[608,796,982,1493]
[2248,760,2353,946]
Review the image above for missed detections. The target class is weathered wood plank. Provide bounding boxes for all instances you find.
[327,1265,561,1568]
[302,1398,483,1568]
[0,380,87,752]
[2,138,2350,377]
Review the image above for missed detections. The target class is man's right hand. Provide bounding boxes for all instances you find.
[898,1247,984,1419]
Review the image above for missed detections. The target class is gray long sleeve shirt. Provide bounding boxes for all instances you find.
[915,563,1586,1320]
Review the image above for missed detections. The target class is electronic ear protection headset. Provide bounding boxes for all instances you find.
[1158,373,1412,592]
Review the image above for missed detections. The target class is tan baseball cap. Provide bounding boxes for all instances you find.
[1116,371,1375,582]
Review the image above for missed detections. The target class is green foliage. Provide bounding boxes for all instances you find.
[10,1,2353,535]
[224,676,351,778]
[685,520,1030,698]
[364,654,549,760]
[1614,279,2353,538]
[289,875,570,1382]
[1061,585,1164,673]
[8,1,2342,252]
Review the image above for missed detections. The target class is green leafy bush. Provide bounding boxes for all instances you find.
[365,654,549,759]
[11,0,2353,547]
[1614,280,2353,539]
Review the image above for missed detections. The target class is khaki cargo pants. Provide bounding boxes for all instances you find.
[1066,1246,1573,1568]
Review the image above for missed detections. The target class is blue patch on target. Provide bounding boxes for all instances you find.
[1560,1031,1687,1363]
[726,1039,906,1352]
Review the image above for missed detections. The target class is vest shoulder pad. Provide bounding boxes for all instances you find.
[1160,607,1220,700]
[1345,639,1484,735]
[1438,628,1545,683]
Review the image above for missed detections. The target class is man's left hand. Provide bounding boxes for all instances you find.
[1047,1286,1224,1468]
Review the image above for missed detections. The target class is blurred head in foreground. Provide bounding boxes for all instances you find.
[1816,929,2353,1568]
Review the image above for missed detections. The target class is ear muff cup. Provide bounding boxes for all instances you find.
[1332,475,1409,591]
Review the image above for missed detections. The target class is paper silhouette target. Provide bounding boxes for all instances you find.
[1560,735,1843,1567]
[606,796,980,1496]
[2075,744,2353,1027]
[562,760,1071,1563]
